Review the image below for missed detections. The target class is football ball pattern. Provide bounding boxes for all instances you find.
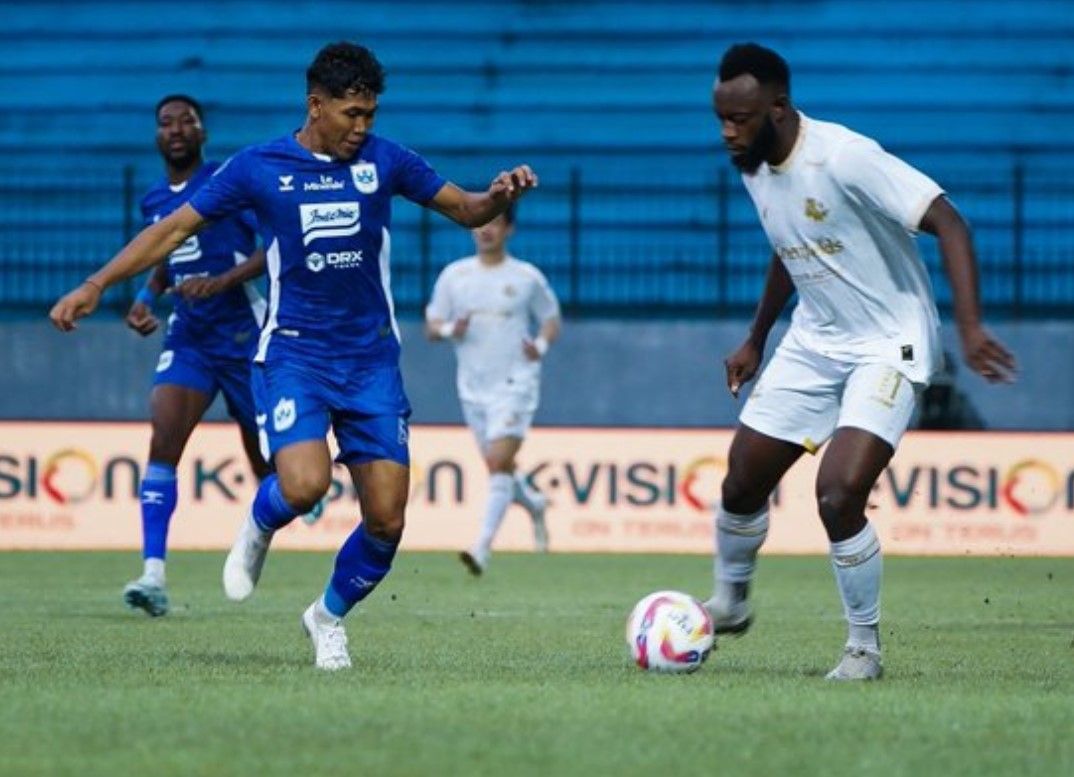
[626,590,714,673]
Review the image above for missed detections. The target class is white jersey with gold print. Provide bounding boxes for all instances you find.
[426,255,560,406]
[741,113,945,383]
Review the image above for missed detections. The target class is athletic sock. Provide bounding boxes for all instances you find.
[140,461,177,571]
[829,520,883,652]
[475,473,515,559]
[251,474,300,532]
[323,523,399,618]
[512,472,543,514]
[713,503,769,604]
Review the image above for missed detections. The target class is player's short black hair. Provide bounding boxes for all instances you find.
[307,42,386,98]
[155,94,204,122]
[718,43,791,94]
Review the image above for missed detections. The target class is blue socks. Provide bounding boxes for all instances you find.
[140,461,177,560]
[251,474,300,532]
[323,523,399,618]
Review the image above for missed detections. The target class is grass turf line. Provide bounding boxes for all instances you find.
[0,552,1070,776]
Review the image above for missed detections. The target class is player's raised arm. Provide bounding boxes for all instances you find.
[427,165,538,228]
[725,252,794,397]
[919,195,1017,383]
[50,203,207,331]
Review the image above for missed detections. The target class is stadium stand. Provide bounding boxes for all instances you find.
[1,0,1072,314]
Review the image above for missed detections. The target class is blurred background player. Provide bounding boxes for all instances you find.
[425,205,561,575]
[705,44,1016,680]
[50,42,537,670]
[121,94,270,617]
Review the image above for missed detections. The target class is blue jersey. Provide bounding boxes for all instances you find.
[141,162,265,359]
[188,134,445,365]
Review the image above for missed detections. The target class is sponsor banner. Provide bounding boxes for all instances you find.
[1,422,1072,555]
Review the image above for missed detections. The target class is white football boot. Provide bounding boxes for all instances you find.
[459,549,487,577]
[222,510,273,601]
[825,646,884,681]
[302,603,352,671]
[122,576,169,617]
[702,593,753,636]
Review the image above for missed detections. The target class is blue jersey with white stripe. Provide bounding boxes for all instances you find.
[141,162,264,359]
[188,134,445,364]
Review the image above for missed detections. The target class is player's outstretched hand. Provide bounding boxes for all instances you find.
[49,282,101,332]
[724,339,763,398]
[175,276,225,300]
[125,301,159,336]
[489,165,538,203]
[959,323,1016,383]
[452,314,471,339]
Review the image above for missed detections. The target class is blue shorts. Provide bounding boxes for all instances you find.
[252,357,411,466]
[152,337,257,432]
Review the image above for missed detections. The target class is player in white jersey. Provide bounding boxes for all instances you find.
[425,205,561,575]
[704,44,1016,680]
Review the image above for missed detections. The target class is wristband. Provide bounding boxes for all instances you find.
[533,335,549,357]
[437,321,456,339]
[83,278,104,294]
[135,287,157,306]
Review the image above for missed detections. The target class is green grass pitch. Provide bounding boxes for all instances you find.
[0,551,1070,776]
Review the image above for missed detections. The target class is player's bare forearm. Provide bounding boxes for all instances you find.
[89,204,206,291]
[429,166,538,228]
[146,263,169,296]
[538,316,561,345]
[919,196,981,332]
[218,248,266,291]
[745,253,794,347]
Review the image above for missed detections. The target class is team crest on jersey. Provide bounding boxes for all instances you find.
[804,198,829,222]
[273,397,297,432]
[350,162,379,194]
[503,284,517,297]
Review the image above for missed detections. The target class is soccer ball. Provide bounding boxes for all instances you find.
[625,590,714,673]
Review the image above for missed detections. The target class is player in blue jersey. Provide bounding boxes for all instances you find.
[121,94,271,618]
[50,42,537,670]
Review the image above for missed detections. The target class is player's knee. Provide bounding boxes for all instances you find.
[720,473,767,515]
[816,483,865,526]
[363,508,405,541]
[484,454,513,474]
[278,471,330,514]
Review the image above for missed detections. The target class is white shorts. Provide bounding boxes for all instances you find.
[462,397,535,451]
[740,339,920,452]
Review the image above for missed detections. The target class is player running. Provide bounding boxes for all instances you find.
[705,43,1016,680]
[121,94,270,617]
[425,205,561,575]
[50,42,537,670]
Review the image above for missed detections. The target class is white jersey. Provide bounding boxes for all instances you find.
[741,113,945,383]
[426,255,560,405]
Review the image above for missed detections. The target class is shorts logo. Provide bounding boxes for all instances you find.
[168,235,202,264]
[397,417,409,445]
[156,350,174,373]
[273,397,296,432]
[255,413,268,428]
[299,202,361,245]
[306,252,326,272]
[350,162,378,194]
[278,175,295,192]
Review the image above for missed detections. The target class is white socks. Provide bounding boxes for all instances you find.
[512,472,543,514]
[713,504,769,604]
[830,521,883,651]
[473,473,515,562]
[143,557,165,586]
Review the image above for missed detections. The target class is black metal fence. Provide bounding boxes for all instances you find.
[2,162,1072,318]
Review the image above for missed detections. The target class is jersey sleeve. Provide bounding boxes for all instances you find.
[527,267,561,323]
[391,144,447,204]
[424,266,456,321]
[188,150,256,221]
[832,139,944,232]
